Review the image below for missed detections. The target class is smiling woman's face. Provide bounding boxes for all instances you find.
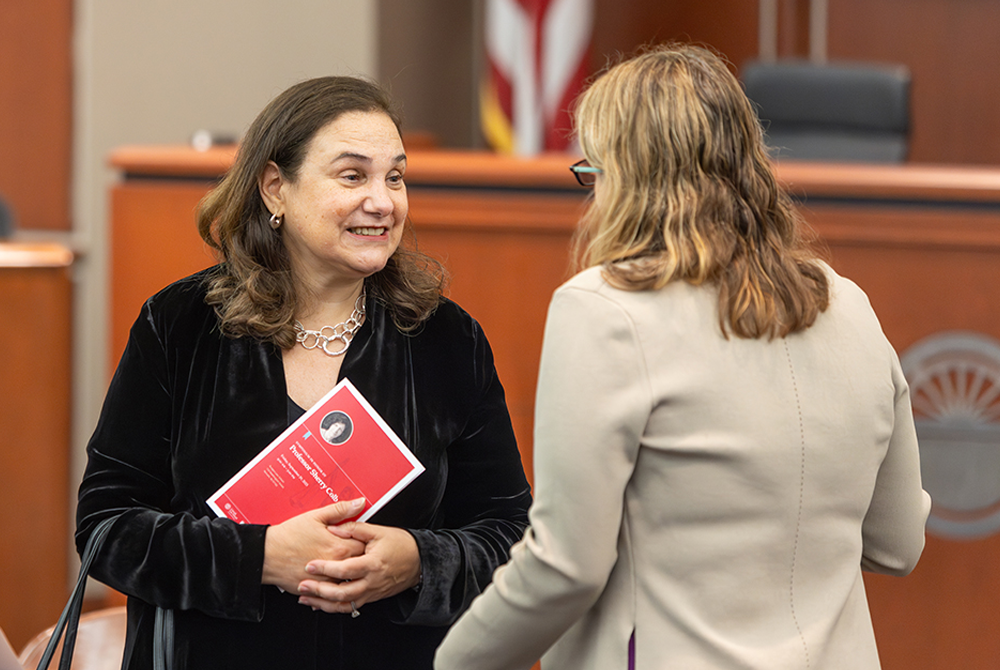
[272,110,408,284]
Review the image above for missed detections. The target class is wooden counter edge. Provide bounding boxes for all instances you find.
[774,161,1000,203]
[109,145,582,190]
[109,145,239,179]
[0,242,74,268]
[108,145,1000,204]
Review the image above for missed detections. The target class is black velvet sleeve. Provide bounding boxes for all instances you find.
[75,285,268,622]
[400,317,533,627]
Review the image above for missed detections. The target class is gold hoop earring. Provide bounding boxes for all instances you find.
[269,213,283,229]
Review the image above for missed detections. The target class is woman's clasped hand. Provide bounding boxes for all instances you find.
[296,516,422,614]
[260,498,367,594]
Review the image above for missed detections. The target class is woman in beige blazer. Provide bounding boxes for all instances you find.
[434,44,930,670]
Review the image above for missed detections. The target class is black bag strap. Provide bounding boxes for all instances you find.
[35,515,174,670]
[153,606,173,670]
[36,515,117,670]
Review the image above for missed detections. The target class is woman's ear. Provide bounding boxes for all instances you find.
[258,161,284,215]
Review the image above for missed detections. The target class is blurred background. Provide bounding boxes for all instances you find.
[3,0,1000,668]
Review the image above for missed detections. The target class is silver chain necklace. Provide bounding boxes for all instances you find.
[293,291,366,357]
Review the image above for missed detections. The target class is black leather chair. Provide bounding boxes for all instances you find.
[741,60,911,162]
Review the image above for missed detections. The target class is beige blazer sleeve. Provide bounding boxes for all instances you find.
[861,343,931,574]
[435,284,648,670]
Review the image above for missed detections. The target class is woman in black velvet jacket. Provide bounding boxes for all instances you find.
[76,76,532,670]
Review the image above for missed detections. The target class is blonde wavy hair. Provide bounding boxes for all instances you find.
[573,44,829,339]
[197,76,445,349]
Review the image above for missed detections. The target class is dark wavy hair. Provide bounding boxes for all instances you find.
[573,44,829,339]
[197,76,445,348]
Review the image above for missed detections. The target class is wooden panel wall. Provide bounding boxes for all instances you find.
[0,1,72,231]
[0,245,74,650]
[827,0,1000,165]
[409,188,585,481]
[378,0,477,148]
[109,181,220,369]
[592,0,759,70]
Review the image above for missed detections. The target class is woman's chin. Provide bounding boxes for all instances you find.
[345,257,392,279]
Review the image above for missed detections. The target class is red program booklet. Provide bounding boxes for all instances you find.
[208,378,423,525]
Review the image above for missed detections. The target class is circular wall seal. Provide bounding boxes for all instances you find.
[900,331,1000,539]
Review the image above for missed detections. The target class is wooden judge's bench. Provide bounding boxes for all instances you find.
[108,146,1000,669]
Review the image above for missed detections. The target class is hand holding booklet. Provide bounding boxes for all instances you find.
[208,378,423,525]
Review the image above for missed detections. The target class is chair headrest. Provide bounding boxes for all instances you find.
[741,60,910,133]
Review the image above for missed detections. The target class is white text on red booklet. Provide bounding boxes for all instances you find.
[208,378,424,525]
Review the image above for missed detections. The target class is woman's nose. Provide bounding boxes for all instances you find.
[363,181,395,216]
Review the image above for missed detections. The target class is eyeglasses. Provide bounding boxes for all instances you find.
[569,159,602,187]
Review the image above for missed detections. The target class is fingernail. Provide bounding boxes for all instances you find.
[350,498,365,510]
[305,564,317,574]
[299,584,313,595]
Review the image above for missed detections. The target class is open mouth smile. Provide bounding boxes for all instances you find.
[349,227,388,237]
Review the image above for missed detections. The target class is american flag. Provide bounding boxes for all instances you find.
[481,0,594,155]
